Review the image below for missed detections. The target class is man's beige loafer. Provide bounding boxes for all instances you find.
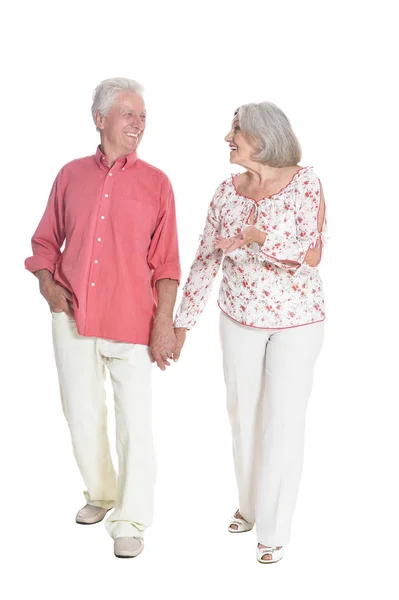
[75,504,110,524]
[114,537,144,559]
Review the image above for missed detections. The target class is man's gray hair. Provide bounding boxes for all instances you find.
[91,77,144,124]
[237,102,301,167]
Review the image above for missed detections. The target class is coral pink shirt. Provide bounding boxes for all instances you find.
[25,147,181,345]
[174,167,326,330]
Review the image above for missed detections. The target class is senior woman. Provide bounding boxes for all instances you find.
[173,102,326,564]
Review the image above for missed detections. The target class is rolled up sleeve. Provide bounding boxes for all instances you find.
[147,176,181,288]
[25,169,66,275]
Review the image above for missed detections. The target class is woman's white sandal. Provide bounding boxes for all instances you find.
[257,545,284,564]
[228,513,253,533]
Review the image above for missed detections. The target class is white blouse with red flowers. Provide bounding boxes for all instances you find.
[174,166,327,330]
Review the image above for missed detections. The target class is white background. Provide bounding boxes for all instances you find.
[2,0,398,598]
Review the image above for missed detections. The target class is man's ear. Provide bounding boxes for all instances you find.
[94,111,105,130]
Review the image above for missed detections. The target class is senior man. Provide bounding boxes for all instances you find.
[25,78,181,559]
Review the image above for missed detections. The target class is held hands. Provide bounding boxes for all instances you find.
[149,318,187,371]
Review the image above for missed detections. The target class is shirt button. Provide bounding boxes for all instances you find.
[104,194,109,198]
[109,173,113,176]
[91,282,96,287]
[122,168,125,171]
[101,216,105,220]
[94,260,98,264]
[97,237,102,242]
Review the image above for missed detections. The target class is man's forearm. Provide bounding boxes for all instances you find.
[36,269,53,286]
[154,278,178,322]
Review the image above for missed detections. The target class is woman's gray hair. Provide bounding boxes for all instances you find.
[237,102,301,167]
[91,77,144,125]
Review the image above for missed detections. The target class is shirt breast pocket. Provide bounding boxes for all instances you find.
[120,199,154,252]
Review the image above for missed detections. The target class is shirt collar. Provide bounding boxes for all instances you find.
[95,146,139,171]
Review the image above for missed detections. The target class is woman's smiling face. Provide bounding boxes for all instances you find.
[224,114,256,166]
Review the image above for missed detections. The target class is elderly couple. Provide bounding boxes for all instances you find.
[25,78,327,564]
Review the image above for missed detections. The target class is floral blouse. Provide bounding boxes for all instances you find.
[174,166,327,330]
